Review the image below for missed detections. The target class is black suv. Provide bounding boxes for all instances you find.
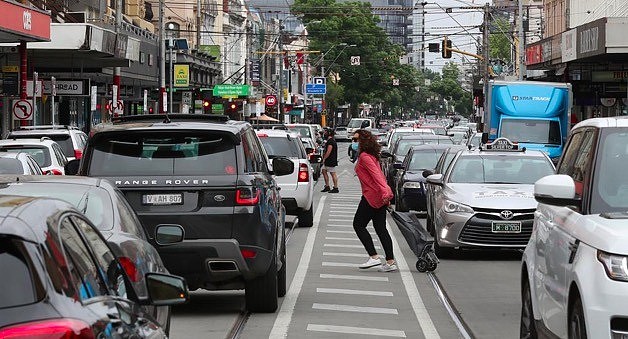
[67,114,294,312]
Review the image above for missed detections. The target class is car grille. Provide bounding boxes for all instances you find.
[458,213,534,247]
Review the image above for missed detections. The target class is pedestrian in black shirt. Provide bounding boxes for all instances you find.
[321,129,339,193]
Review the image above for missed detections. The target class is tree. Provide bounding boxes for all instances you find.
[489,17,512,62]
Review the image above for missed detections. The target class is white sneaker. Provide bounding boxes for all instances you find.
[359,257,383,269]
[378,262,398,272]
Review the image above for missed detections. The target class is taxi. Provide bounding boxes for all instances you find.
[425,138,555,257]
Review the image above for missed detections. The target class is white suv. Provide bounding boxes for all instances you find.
[0,138,67,175]
[257,130,316,227]
[521,117,628,339]
[7,125,87,160]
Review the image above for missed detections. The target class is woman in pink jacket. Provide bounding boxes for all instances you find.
[353,129,397,272]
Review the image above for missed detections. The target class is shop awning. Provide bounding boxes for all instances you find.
[0,0,50,42]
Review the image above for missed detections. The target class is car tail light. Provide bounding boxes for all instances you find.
[298,163,309,182]
[236,188,260,205]
[0,318,95,339]
[118,257,140,282]
[241,249,257,258]
[73,149,83,159]
[49,169,63,175]
[257,133,268,138]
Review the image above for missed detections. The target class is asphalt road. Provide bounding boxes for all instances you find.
[169,142,523,339]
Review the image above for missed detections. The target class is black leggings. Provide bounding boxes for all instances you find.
[353,196,395,261]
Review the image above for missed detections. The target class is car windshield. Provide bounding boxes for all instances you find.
[88,132,237,176]
[449,155,554,184]
[592,129,628,214]
[0,183,114,230]
[408,150,445,171]
[286,126,312,139]
[347,119,366,128]
[259,136,302,158]
[0,146,51,167]
[395,138,453,156]
[0,238,44,308]
[0,158,24,174]
[500,119,561,145]
[391,132,432,146]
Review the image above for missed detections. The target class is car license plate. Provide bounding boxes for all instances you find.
[491,221,521,233]
[142,194,183,205]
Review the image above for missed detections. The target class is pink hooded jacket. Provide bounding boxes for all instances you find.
[355,152,394,209]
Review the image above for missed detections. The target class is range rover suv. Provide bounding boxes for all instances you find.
[66,114,294,313]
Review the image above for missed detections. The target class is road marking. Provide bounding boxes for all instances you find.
[325,236,377,242]
[307,324,406,338]
[319,273,389,282]
[324,244,380,249]
[322,262,359,267]
[323,252,367,258]
[312,303,398,314]
[326,230,375,235]
[328,219,354,223]
[326,224,354,228]
[317,288,393,297]
[387,221,441,338]
[269,196,326,338]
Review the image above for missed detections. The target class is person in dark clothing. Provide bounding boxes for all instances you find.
[320,129,339,193]
[348,136,359,163]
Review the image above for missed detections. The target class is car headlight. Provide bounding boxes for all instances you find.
[403,181,422,189]
[443,199,474,214]
[598,251,628,282]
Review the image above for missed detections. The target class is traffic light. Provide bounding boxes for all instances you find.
[202,99,210,113]
[226,102,238,115]
[442,38,452,59]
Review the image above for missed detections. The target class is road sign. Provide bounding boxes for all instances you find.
[265,95,277,107]
[313,77,326,85]
[306,83,326,95]
[350,56,361,66]
[12,99,33,120]
[107,100,124,115]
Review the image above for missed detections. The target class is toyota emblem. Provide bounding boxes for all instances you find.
[500,210,514,220]
[214,195,226,202]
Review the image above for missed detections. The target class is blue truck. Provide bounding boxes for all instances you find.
[484,80,572,161]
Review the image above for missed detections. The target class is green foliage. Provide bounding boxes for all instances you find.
[489,17,512,62]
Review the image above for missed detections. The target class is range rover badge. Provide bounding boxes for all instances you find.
[214,195,226,202]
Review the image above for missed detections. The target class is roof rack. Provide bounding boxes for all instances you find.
[112,114,230,124]
[15,125,79,131]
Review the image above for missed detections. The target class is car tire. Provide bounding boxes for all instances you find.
[569,295,587,339]
[277,236,287,297]
[520,276,537,339]
[299,204,314,228]
[245,256,279,313]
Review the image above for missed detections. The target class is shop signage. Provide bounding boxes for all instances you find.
[591,71,628,82]
[174,64,189,87]
[577,18,606,59]
[562,29,577,62]
[526,44,542,65]
[40,79,89,95]
[0,1,50,41]
[212,84,250,98]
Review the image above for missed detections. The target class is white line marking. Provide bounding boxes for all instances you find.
[317,288,393,297]
[387,220,441,338]
[312,303,398,314]
[326,230,355,234]
[326,224,354,228]
[319,273,389,282]
[324,244,380,249]
[325,236,377,242]
[322,262,359,267]
[328,219,354,222]
[269,196,326,338]
[323,252,368,258]
[307,324,406,337]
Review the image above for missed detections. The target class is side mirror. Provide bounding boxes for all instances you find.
[64,159,80,175]
[534,174,580,207]
[309,154,322,163]
[272,157,294,176]
[305,147,314,154]
[393,162,404,170]
[144,273,188,306]
[426,174,444,186]
[422,169,434,178]
[155,225,184,245]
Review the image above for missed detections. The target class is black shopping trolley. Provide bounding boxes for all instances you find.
[389,209,439,272]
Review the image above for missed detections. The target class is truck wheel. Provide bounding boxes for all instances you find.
[278,237,287,297]
[298,204,314,227]
[245,256,278,313]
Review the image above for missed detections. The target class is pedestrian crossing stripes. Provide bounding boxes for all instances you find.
[322,262,361,267]
[319,273,389,282]
[322,252,368,258]
[312,303,399,314]
[325,236,378,242]
[307,324,406,337]
[324,244,381,249]
[316,288,393,297]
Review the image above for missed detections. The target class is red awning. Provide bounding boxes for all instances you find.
[0,0,51,42]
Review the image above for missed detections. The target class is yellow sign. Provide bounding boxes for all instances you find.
[2,66,18,73]
[174,64,189,87]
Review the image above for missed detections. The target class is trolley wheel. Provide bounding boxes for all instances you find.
[427,262,437,272]
[415,258,428,272]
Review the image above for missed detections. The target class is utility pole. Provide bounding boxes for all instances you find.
[114,0,122,115]
[196,0,201,48]
[518,0,525,80]
[277,20,284,121]
[482,3,490,133]
[159,0,166,113]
